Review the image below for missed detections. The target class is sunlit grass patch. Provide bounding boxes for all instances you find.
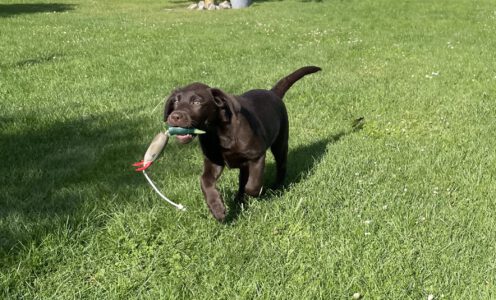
[1,0,495,298]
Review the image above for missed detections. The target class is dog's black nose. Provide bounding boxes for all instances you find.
[170,112,183,122]
[168,111,189,126]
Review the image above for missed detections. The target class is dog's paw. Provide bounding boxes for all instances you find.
[213,210,226,222]
[209,202,226,222]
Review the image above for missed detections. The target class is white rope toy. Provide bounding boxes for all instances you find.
[142,169,185,211]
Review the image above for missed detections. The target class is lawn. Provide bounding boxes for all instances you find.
[1,0,495,298]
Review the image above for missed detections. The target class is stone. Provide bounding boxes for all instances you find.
[219,1,231,8]
[189,0,231,10]
[187,3,198,9]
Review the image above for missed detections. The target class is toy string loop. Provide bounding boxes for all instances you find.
[142,170,186,211]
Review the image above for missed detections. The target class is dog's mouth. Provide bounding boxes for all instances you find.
[166,118,202,144]
[175,134,195,144]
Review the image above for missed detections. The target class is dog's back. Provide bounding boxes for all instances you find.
[238,89,287,147]
[237,66,322,148]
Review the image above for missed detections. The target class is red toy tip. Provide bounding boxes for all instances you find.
[132,160,144,167]
[135,161,152,172]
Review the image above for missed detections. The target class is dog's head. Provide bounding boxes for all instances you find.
[164,83,240,144]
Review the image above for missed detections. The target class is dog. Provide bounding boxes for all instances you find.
[164,66,321,221]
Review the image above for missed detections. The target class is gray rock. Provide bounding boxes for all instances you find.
[187,3,198,9]
[197,1,205,10]
[218,1,231,9]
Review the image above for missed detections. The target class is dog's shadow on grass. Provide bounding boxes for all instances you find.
[225,118,364,223]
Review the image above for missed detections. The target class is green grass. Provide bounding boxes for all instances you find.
[1,0,495,298]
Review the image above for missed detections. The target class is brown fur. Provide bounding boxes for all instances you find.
[164,66,321,221]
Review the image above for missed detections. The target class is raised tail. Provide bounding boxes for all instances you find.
[271,66,321,99]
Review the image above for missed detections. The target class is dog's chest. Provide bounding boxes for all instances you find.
[220,140,264,168]
[221,151,246,168]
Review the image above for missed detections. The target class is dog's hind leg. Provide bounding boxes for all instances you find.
[271,123,288,189]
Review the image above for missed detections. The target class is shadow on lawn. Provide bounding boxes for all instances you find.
[14,53,64,68]
[225,117,364,223]
[0,113,152,264]
[0,53,65,71]
[0,3,75,17]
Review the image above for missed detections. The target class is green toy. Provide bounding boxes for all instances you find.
[168,127,206,136]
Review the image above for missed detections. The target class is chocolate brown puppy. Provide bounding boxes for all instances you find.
[164,66,321,221]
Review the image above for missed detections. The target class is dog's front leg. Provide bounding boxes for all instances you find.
[200,158,226,221]
[243,154,266,197]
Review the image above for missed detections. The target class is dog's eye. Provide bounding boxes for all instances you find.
[192,98,202,105]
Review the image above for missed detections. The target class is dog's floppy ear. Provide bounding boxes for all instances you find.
[210,88,241,123]
[163,93,176,122]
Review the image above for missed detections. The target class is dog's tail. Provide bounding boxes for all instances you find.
[271,66,321,99]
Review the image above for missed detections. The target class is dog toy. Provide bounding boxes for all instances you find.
[132,127,206,211]
[168,127,206,136]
